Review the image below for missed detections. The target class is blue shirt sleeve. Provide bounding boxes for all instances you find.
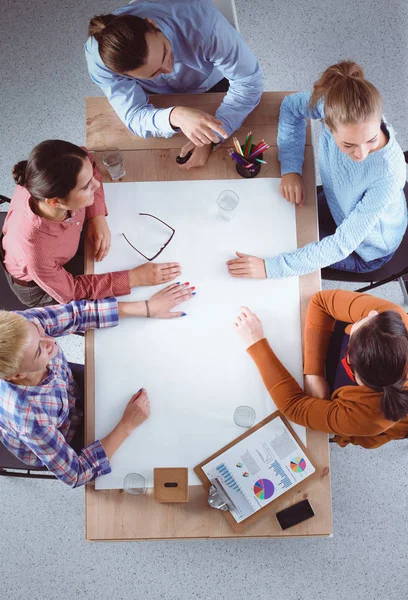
[277,91,324,176]
[18,298,119,337]
[205,10,264,137]
[84,5,263,140]
[265,178,399,278]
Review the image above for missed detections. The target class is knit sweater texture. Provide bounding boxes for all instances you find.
[265,92,407,278]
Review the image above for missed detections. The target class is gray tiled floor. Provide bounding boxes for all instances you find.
[1,1,408,599]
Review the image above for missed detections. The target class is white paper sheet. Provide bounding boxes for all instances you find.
[93,178,305,489]
[202,416,315,523]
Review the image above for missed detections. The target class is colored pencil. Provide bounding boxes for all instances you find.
[229,150,253,167]
[234,137,244,156]
[244,132,252,158]
[229,134,269,171]
[249,142,268,153]
[250,140,265,153]
[232,137,241,155]
[248,144,269,160]
[243,132,250,156]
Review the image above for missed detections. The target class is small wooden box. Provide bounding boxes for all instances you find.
[153,468,189,503]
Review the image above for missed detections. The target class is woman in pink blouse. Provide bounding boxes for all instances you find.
[1,140,181,307]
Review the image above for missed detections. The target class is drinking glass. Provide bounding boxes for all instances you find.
[123,473,146,495]
[102,147,126,181]
[234,406,256,428]
[216,190,239,221]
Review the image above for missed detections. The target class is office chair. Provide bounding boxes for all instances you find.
[322,153,408,304]
[0,196,28,311]
[0,441,55,479]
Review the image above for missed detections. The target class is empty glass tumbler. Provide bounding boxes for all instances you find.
[102,147,126,181]
[123,473,146,495]
[216,190,239,221]
[234,406,256,428]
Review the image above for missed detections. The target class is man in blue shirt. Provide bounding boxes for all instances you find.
[85,0,264,170]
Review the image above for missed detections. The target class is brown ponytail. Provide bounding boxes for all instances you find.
[309,60,383,131]
[88,13,158,74]
[88,14,116,38]
[348,310,408,422]
[12,161,28,186]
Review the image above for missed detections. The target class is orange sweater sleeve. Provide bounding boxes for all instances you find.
[304,290,408,375]
[247,338,395,436]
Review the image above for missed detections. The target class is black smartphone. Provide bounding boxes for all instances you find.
[276,500,315,530]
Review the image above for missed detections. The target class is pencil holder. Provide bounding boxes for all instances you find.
[235,143,263,178]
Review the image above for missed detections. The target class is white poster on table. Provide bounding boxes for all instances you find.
[93,178,305,489]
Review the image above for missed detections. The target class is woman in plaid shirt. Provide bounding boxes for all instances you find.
[2,140,182,307]
[0,282,194,487]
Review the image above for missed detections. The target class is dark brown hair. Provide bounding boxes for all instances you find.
[309,60,383,131]
[12,140,87,201]
[348,310,408,421]
[88,13,158,73]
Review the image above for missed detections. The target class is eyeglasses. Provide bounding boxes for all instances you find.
[122,213,175,261]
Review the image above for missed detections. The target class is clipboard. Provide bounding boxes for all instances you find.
[194,411,317,532]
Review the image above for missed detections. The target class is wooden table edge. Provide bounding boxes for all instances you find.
[84,96,332,540]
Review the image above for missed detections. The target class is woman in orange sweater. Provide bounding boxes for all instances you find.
[234,290,408,448]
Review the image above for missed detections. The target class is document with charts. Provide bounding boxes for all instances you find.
[201,415,315,523]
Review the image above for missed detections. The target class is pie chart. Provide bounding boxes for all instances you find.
[253,478,275,500]
[290,457,307,473]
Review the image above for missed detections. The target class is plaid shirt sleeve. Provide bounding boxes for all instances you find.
[18,420,111,488]
[17,297,119,336]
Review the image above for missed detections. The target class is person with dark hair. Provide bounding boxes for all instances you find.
[227,60,407,279]
[85,0,264,171]
[234,290,408,449]
[1,140,182,307]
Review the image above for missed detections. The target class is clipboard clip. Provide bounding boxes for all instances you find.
[207,478,237,512]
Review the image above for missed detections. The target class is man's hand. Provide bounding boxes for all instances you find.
[87,215,111,261]
[177,141,212,170]
[129,262,181,287]
[227,252,267,279]
[304,375,331,399]
[280,173,305,206]
[170,106,227,146]
[234,306,265,349]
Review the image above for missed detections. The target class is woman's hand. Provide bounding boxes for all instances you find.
[280,173,305,206]
[177,141,212,170]
[234,306,265,349]
[129,262,181,287]
[304,374,331,399]
[147,282,195,318]
[87,215,111,261]
[227,252,267,279]
[170,106,228,146]
[120,388,150,435]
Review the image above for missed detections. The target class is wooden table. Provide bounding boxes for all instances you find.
[85,92,332,541]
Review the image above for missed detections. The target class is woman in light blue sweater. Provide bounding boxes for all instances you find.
[227,61,407,279]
